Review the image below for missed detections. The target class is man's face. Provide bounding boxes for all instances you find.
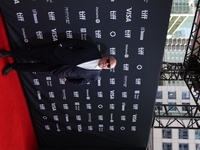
[98,57,116,69]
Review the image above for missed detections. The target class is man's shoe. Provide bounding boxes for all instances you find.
[2,63,15,76]
[0,50,12,57]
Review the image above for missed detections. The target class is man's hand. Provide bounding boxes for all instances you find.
[61,78,67,82]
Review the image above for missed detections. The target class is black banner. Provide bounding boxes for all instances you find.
[0,0,172,149]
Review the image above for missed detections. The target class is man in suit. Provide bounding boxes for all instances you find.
[0,39,117,85]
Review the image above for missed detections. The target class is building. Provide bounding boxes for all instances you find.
[153,0,200,150]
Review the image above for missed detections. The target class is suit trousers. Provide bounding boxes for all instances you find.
[13,63,58,72]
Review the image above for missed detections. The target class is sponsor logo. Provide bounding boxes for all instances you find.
[140,27,145,40]
[141,10,148,19]
[121,115,126,121]
[98,104,103,109]
[110,31,116,37]
[97,91,103,98]
[33,79,40,85]
[122,102,126,111]
[95,30,102,38]
[65,114,69,122]
[39,104,45,110]
[131,126,136,131]
[73,91,79,98]
[136,65,143,70]
[53,115,59,121]
[125,30,131,38]
[86,104,92,109]
[14,0,20,4]
[46,0,53,3]
[66,30,73,39]
[37,91,42,100]
[110,90,115,99]
[86,89,90,100]
[122,92,127,98]
[97,76,101,86]
[133,104,139,110]
[80,28,87,40]
[49,92,55,98]
[56,124,60,132]
[79,11,86,20]
[132,114,137,122]
[134,90,140,99]
[76,115,81,121]
[64,7,70,24]
[78,124,82,132]
[110,78,115,85]
[32,9,38,23]
[16,12,25,21]
[124,44,129,58]
[95,7,100,23]
[110,113,114,122]
[99,124,103,132]
[135,78,142,85]
[98,115,103,121]
[123,64,129,71]
[110,10,116,20]
[36,31,43,39]
[46,77,52,86]
[48,11,56,21]
[22,28,29,43]
[51,103,57,111]
[138,47,145,55]
[51,28,58,41]
[88,113,92,122]
[62,89,67,100]
[75,102,80,111]
[45,125,50,130]
[63,104,69,110]
[123,75,128,87]
[88,126,93,131]
[110,47,116,55]
[109,104,115,110]
[126,7,132,22]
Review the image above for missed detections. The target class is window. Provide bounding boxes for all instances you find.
[182,103,190,111]
[162,129,172,138]
[179,143,188,150]
[168,102,176,111]
[182,91,190,99]
[156,91,162,99]
[195,130,200,139]
[163,143,172,150]
[179,129,188,139]
[155,102,163,111]
[168,91,176,99]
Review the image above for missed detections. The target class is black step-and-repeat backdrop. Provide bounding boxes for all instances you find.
[0,0,172,150]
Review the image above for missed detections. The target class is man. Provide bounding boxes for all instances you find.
[0,39,117,85]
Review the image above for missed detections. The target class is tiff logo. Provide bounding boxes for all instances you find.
[48,11,56,21]
[95,30,102,38]
[79,11,86,20]
[16,12,25,21]
[141,10,148,19]
[14,0,20,4]
[110,10,116,20]
[36,31,43,39]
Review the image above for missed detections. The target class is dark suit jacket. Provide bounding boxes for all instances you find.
[51,65,102,85]
[50,39,102,85]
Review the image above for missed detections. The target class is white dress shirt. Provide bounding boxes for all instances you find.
[77,59,102,70]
